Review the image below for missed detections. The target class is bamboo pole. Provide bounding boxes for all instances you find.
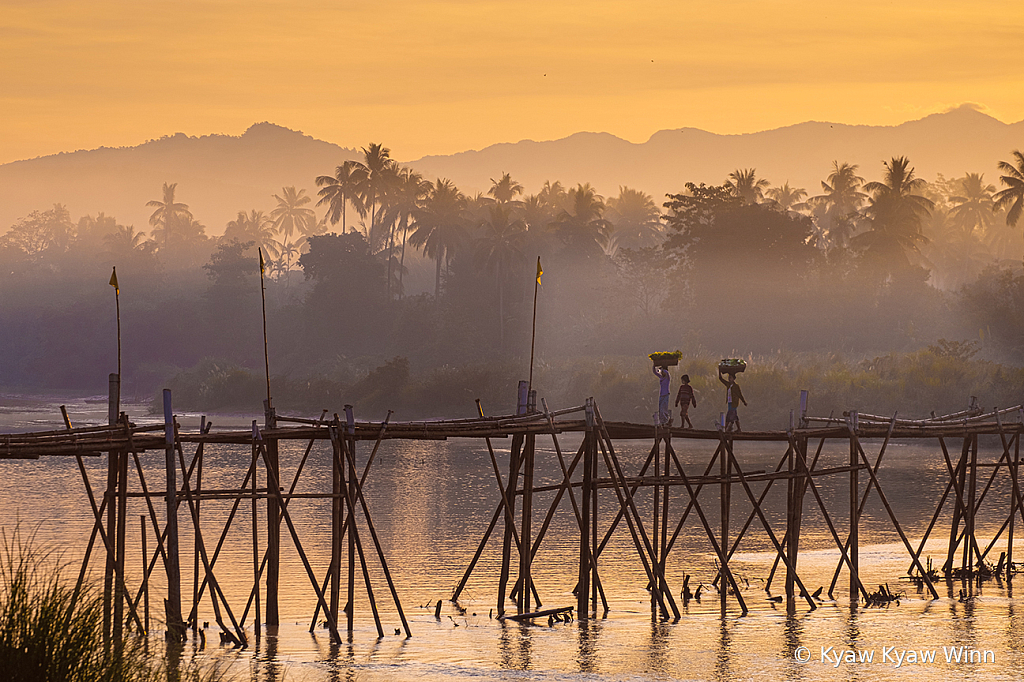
[163,390,184,642]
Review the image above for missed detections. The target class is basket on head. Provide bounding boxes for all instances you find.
[719,358,746,375]
[649,351,682,367]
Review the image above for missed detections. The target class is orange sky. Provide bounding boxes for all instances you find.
[2,0,1022,165]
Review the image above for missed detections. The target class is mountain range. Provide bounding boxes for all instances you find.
[1,105,1022,235]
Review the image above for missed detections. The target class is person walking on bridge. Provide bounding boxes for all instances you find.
[653,365,671,426]
[719,368,747,432]
[675,374,697,428]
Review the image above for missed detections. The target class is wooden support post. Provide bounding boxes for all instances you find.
[945,438,969,573]
[720,433,730,613]
[520,432,535,614]
[140,515,149,634]
[1011,433,1020,580]
[964,434,979,574]
[578,400,594,618]
[345,405,357,631]
[331,417,343,626]
[497,432,523,615]
[652,432,660,614]
[264,400,280,626]
[785,437,806,601]
[104,374,119,645]
[591,409,599,614]
[250,423,260,639]
[660,431,669,598]
[849,425,858,604]
[164,389,184,642]
[192,417,204,633]
[114,413,128,641]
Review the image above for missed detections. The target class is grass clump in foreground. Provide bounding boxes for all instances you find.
[0,527,225,682]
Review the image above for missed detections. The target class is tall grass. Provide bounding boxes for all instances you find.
[0,528,224,682]
[161,342,1024,428]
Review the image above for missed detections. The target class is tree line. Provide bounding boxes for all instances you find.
[1,145,1024,416]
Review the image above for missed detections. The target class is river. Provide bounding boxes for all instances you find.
[2,395,1023,680]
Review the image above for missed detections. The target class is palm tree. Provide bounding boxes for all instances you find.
[994,150,1024,230]
[409,178,469,299]
[948,173,996,236]
[475,202,527,347]
[766,182,809,213]
[551,183,612,257]
[379,167,430,299]
[349,143,399,248]
[811,161,867,249]
[224,210,279,255]
[605,186,662,254]
[270,187,317,243]
[487,172,524,204]
[537,180,569,213]
[854,156,934,273]
[104,225,148,252]
[316,161,364,233]
[146,183,192,247]
[726,168,770,204]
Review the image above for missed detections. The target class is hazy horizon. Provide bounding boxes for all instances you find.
[3,1,1022,165]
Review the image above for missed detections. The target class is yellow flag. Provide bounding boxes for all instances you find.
[109,267,119,294]
[259,248,265,276]
[536,256,543,285]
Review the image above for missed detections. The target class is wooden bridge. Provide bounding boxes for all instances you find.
[3,375,1023,647]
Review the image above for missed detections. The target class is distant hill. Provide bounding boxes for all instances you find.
[409,105,1024,201]
[0,122,359,234]
[1,106,1022,234]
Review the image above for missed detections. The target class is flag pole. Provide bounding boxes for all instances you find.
[259,248,272,407]
[109,267,121,380]
[528,256,542,393]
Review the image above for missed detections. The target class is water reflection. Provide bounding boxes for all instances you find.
[498,620,532,671]
[715,617,732,681]
[574,618,600,675]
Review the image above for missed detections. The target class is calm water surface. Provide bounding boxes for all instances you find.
[2,396,1024,680]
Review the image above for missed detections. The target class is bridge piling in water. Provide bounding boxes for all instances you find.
[5,391,1024,637]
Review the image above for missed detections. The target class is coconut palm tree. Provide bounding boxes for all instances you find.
[726,168,770,204]
[103,225,149,255]
[146,182,192,247]
[475,202,527,347]
[224,210,279,255]
[605,186,662,254]
[379,167,430,299]
[487,172,524,205]
[409,178,469,299]
[270,187,317,243]
[537,180,569,213]
[948,173,996,236]
[810,161,867,250]
[854,156,934,273]
[994,150,1024,230]
[766,182,809,213]
[316,160,364,233]
[551,184,613,257]
[348,143,399,248]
